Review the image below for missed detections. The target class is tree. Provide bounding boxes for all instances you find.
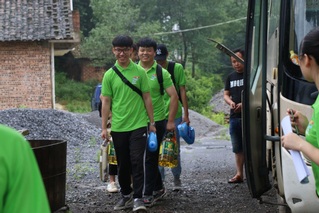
[80,0,161,66]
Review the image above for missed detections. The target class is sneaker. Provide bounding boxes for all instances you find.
[114,194,133,210]
[153,188,166,202]
[133,198,147,212]
[173,177,182,187]
[107,182,119,193]
[143,195,154,207]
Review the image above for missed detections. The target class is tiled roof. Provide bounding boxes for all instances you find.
[0,0,74,41]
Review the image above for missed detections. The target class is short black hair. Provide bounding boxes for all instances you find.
[137,37,157,51]
[233,48,245,59]
[112,35,133,47]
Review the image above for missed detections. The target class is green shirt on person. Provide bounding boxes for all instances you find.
[0,124,50,213]
[305,95,319,196]
[101,60,150,132]
[139,61,173,122]
[163,62,186,119]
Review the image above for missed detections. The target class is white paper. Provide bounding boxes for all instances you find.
[281,115,310,183]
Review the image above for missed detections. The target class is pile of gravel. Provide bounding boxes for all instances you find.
[0,108,103,189]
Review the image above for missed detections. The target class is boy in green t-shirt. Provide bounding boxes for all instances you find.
[137,37,178,207]
[0,124,50,213]
[100,35,156,212]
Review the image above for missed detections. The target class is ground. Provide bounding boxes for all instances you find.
[64,109,279,213]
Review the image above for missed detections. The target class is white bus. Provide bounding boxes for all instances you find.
[243,0,319,212]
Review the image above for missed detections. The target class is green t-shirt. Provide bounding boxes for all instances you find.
[101,61,150,132]
[305,95,319,196]
[0,124,50,213]
[139,61,173,122]
[163,62,186,118]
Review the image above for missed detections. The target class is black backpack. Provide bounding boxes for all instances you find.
[160,61,182,104]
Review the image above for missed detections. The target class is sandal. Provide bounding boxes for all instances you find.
[228,175,243,183]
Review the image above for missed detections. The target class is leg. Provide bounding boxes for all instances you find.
[228,118,244,183]
[107,164,119,193]
[111,131,133,210]
[144,120,166,196]
[111,131,132,195]
[171,117,182,185]
[129,127,147,199]
[235,152,244,178]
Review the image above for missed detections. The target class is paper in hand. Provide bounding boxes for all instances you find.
[281,115,310,183]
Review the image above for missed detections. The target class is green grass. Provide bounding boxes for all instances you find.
[55,72,99,113]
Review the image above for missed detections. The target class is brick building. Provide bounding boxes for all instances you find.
[0,0,80,109]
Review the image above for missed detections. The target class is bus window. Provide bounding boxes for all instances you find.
[250,1,262,87]
[281,0,319,105]
[268,0,280,39]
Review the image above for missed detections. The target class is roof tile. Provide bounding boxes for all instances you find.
[0,0,74,41]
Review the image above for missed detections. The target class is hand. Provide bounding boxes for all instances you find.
[166,120,176,132]
[281,132,303,151]
[234,103,242,113]
[183,116,190,125]
[230,101,236,109]
[101,129,110,140]
[287,108,308,135]
[149,124,156,133]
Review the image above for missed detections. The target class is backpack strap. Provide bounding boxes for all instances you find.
[156,65,164,95]
[112,66,143,98]
[167,61,176,85]
[167,61,183,104]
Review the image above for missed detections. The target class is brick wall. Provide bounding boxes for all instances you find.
[80,59,106,82]
[0,41,52,109]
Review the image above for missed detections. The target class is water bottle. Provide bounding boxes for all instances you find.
[148,132,158,152]
[107,139,117,165]
[158,131,178,168]
[290,50,299,65]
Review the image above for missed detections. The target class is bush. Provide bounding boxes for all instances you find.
[55,72,99,113]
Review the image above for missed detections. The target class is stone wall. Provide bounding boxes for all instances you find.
[0,41,52,109]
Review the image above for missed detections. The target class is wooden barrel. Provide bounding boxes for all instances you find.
[28,140,67,212]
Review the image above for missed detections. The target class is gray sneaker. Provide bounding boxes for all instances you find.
[133,198,147,212]
[143,195,154,207]
[153,188,166,202]
[114,194,133,210]
[174,177,182,187]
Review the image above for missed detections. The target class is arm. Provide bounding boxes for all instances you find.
[166,85,179,131]
[180,85,190,124]
[281,133,319,165]
[100,94,112,140]
[142,92,156,132]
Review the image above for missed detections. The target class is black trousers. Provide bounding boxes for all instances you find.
[109,164,117,176]
[111,127,147,199]
[144,120,165,196]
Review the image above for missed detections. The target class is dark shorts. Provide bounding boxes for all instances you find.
[229,117,243,153]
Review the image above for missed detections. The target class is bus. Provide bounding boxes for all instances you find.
[243,0,319,212]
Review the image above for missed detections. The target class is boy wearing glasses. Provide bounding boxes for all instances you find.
[100,35,156,212]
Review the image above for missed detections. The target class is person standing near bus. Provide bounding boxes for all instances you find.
[137,37,178,206]
[155,44,190,187]
[100,35,156,212]
[281,27,319,196]
[0,124,50,213]
[224,49,245,184]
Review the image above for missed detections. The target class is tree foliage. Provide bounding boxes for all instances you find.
[78,0,247,112]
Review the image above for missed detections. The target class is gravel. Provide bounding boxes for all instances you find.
[0,101,278,212]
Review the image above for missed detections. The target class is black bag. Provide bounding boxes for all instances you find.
[166,61,182,104]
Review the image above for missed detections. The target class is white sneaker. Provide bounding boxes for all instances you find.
[107,182,119,193]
